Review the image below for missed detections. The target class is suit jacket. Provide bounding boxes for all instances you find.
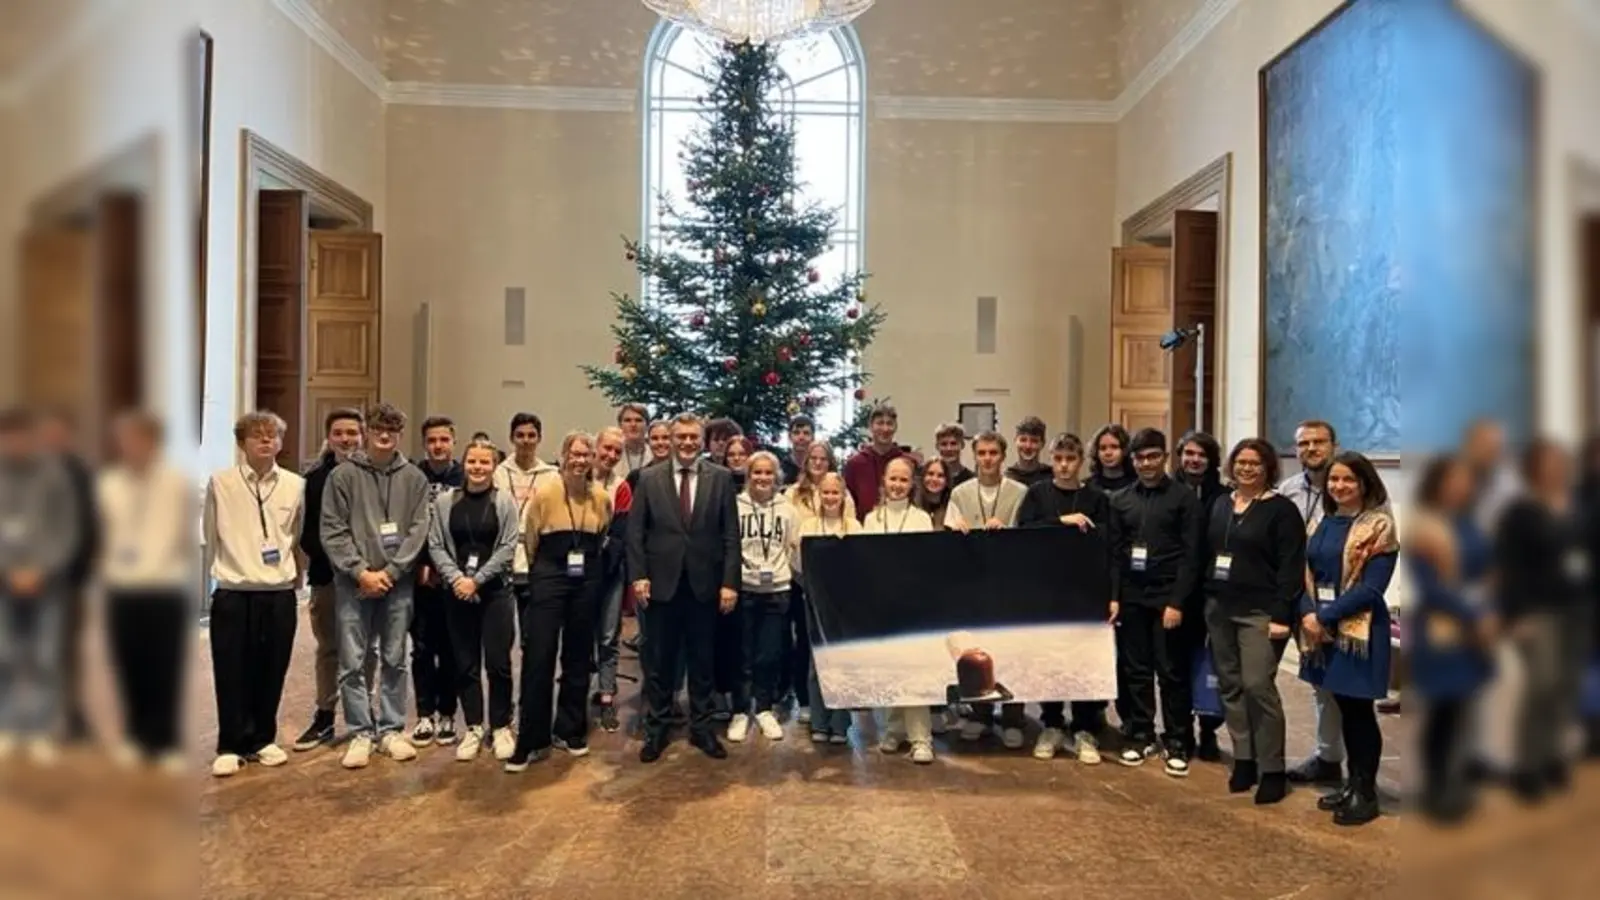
[626,457,740,603]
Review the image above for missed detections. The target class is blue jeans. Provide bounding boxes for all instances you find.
[0,592,64,736]
[336,577,414,738]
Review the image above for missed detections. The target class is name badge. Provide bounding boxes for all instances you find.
[1130,544,1149,572]
[1212,553,1234,581]
[261,544,282,566]
[759,569,775,587]
[566,550,585,578]
[379,521,400,551]
[1566,550,1589,581]
[464,553,480,575]
[1316,583,1336,605]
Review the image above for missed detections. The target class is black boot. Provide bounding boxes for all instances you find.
[1228,759,1258,794]
[1254,771,1289,805]
[1333,771,1380,826]
[1196,721,1222,763]
[1317,779,1354,811]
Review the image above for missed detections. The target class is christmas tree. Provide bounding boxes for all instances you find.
[581,38,884,448]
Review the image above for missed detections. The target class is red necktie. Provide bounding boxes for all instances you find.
[678,467,693,522]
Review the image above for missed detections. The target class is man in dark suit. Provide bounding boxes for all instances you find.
[627,413,741,762]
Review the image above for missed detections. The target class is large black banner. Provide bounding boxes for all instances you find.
[801,527,1118,708]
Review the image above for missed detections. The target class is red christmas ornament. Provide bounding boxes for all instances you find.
[846,306,860,320]
[797,332,812,346]
[715,247,729,265]
[763,371,780,387]
[723,357,738,372]
[807,268,820,284]
[613,346,625,364]
[854,388,867,401]
[625,249,636,262]
[777,346,793,362]
[804,394,821,407]
[691,311,706,328]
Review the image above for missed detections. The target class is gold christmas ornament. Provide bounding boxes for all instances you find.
[752,302,767,318]
[651,343,668,357]
[787,400,801,415]
[621,365,638,382]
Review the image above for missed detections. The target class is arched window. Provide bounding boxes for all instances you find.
[643,22,866,438]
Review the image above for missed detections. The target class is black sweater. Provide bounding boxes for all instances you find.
[1108,476,1203,608]
[300,451,340,587]
[1494,497,1587,620]
[1204,492,1306,626]
[1005,461,1052,488]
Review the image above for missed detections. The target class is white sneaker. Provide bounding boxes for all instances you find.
[111,742,142,770]
[27,738,58,767]
[409,715,436,747]
[960,719,987,742]
[1033,728,1064,760]
[755,711,784,741]
[1118,743,1156,767]
[211,753,244,777]
[910,740,935,764]
[1074,731,1102,765]
[379,733,418,762]
[252,743,289,767]
[878,732,905,755]
[492,727,515,761]
[342,736,373,769]
[796,706,811,725]
[726,714,751,743]
[456,726,483,762]
[158,752,187,776]
[1000,727,1025,750]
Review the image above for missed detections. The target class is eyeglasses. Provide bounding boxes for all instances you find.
[1133,451,1166,463]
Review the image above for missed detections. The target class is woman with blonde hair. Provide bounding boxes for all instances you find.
[786,441,857,522]
[783,440,853,721]
[791,471,859,743]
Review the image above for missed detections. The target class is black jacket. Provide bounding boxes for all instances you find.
[1108,476,1203,608]
[1005,461,1052,489]
[59,453,98,586]
[300,451,340,587]
[626,459,741,603]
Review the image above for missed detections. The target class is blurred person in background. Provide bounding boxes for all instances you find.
[1174,430,1229,761]
[1578,435,1600,758]
[98,410,194,773]
[1494,439,1587,802]
[292,408,369,752]
[1463,418,1520,536]
[723,435,752,492]
[704,417,742,466]
[410,416,465,748]
[1406,454,1497,823]
[0,407,83,764]
[1004,416,1051,488]
[932,422,974,490]
[35,407,98,745]
[1298,452,1398,826]
[616,403,652,478]
[204,411,305,777]
[592,426,634,733]
[778,415,814,486]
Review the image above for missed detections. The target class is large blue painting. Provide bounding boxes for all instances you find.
[1261,0,1536,455]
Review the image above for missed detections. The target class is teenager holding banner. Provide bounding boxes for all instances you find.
[792,472,860,744]
[1017,433,1116,763]
[784,440,854,724]
[727,452,800,744]
[1204,438,1305,804]
[1108,428,1204,776]
[860,457,939,764]
[945,431,1028,746]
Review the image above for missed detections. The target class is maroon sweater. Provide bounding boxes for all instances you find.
[843,444,907,522]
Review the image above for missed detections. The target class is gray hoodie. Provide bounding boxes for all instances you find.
[0,455,80,584]
[426,485,520,589]
[320,450,432,584]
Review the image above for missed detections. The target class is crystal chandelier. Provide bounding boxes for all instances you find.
[641,0,875,45]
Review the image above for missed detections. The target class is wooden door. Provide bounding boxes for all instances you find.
[98,193,144,433]
[1170,210,1218,438]
[306,230,382,454]
[1109,245,1174,435]
[255,190,307,468]
[19,227,94,415]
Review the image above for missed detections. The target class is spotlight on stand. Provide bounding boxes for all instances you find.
[1159,323,1205,432]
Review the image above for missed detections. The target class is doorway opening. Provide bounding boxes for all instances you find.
[241,131,383,471]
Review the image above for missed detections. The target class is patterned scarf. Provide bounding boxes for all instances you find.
[1304,509,1400,659]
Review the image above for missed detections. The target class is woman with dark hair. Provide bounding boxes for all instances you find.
[1298,451,1398,825]
[1204,438,1305,804]
[1406,454,1495,821]
[1495,438,1587,802]
[913,457,953,529]
[1174,430,1229,760]
[1089,424,1136,494]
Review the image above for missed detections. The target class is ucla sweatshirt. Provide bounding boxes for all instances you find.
[738,490,800,593]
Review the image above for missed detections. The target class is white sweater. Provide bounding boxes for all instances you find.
[791,514,859,576]
[944,476,1026,529]
[738,491,800,592]
[859,498,935,536]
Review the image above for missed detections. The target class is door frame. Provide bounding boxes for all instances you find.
[235,130,373,434]
[1119,153,1232,441]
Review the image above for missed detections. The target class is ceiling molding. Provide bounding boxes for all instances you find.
[387,81,636,112]
[270,0,388,99]
[0,0,133,107]
[1113,0,1241,118]
[873,95,1118,124]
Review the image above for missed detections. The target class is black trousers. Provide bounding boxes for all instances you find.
[107,590,188,755]
[642,580,719,741]
[783,582,812,706]
[411,583,458,718]
[209,588,297,756]
[446,584,515,730]
[1421,697,1467,800]
[1039,701,1107,734]
[516,572,598,751]
[1118,603,1194,748]
[714,600,742,697]
[1334,692,1382,779]
[735,591,791,714]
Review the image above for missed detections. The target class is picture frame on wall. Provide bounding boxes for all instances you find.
[957,402,997,438]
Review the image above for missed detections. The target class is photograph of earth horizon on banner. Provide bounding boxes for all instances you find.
[810,623,1117,710]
